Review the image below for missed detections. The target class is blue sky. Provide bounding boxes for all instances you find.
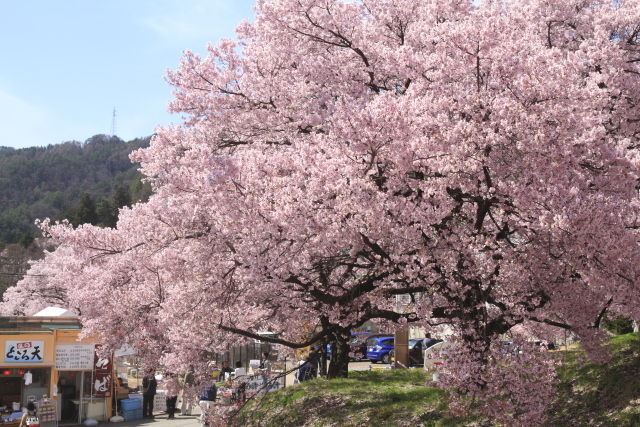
[0,0,256,149]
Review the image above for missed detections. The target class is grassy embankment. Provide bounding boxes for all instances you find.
[233,369,474,427]
[548,332,640,426]
[233,333,640,427]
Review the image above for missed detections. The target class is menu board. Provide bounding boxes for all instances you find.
[56,344,94,370]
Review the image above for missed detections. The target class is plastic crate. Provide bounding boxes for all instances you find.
[121,398,142,411]
[123,408,143,421]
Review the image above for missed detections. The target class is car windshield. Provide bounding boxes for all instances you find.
[409,339,421,349]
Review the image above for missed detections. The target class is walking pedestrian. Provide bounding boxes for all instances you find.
[180,365,195,416]
[308,345,321,378]
[164,372,179,419]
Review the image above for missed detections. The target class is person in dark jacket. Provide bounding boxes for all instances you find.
[308,345,321,378]
[422,334,439,349]
[297,356,314,382]
[217,361,234,381]
[142,368,157,419]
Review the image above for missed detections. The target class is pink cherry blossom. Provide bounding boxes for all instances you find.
[3,0,640,424]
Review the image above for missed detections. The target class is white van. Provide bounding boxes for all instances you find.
[423,341,455,369]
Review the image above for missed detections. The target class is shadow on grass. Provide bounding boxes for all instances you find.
[548,333,640,427]
[233,369,469,427]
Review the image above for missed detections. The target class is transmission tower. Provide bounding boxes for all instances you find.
[110,107,117,137]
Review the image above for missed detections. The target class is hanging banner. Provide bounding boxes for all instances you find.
[92,345,113,398]
[5,341,44,363]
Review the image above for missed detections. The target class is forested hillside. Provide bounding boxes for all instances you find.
[0,134,153,299]
[0,134,152,244]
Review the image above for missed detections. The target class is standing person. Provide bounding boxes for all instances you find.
[142,368,158,419]
[422,334,440,364]
[258,351,272,390]
[258,352,271,373]
[198,380,217,424]
[308,345,321,378]
[217,361,233,381]
[164,372,180,419]
[180,365,195,416]
[19,402,38,427]
[233,360,246,376]
[293,355,307,384]
[297,357,314,383]
[422,333,438,349]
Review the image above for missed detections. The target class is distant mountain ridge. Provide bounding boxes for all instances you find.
[0,134,152,244]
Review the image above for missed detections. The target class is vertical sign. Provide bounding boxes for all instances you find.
[5,341,44,363]
[92,345,112,398]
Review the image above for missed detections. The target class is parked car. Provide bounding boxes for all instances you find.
[367,336,395,364]
[389,338,443,367]
[326,332,386,361]
[346,336,367,361]
[408,338,425,366]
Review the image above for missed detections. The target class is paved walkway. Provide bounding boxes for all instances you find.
[95,361,379,427]
[101,410,201,427]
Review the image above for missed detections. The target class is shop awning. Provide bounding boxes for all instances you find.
[33,307,78,317]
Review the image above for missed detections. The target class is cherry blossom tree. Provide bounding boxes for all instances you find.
[3,0,640,424]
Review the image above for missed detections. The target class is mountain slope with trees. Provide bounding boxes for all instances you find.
[0,133,153,298]
[0,134,152,244]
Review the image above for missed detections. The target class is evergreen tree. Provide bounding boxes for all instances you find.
[74,193,97,226]
[113,186,132,209]
[56,207,77,225]
[18,231,35,249]
[96,197,118,228]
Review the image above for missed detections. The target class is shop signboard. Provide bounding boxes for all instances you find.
[154,393,166,412]
[243,375,284,398]
[56,344,94,370]
[4,340,44,362]
[92,345,113,398]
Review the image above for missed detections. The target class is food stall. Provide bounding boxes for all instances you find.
[0,308,112,425]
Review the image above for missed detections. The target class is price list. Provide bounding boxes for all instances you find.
[55,345,94,370]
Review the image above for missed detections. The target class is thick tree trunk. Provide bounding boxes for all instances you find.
[326,333,350,379]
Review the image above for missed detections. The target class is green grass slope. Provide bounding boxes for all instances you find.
[231,334,640,427]
[233,369,474,427]
[548,333,640,427]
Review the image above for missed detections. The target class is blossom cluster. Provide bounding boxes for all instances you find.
[2,0,640,424]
